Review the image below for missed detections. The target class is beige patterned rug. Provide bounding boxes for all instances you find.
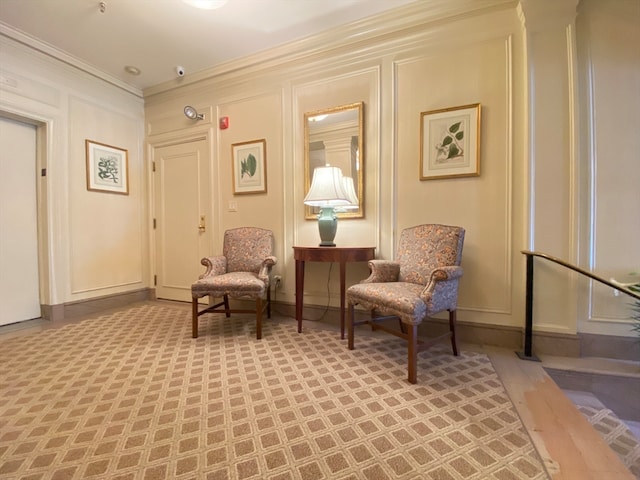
[575,405,640,478]
[0,304,549,479]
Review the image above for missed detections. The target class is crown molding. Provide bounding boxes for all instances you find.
[144,0,516,97]
[0,22,143,99]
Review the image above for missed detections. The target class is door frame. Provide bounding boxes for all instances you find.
[0,110,51,317]
[147,127,216,299]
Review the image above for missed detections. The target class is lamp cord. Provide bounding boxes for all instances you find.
[271,263,334,322]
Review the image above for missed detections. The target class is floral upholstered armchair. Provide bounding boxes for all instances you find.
[347,224,465,383]
[191,227,277,339]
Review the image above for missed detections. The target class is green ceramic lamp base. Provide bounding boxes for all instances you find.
[317,206,338,247]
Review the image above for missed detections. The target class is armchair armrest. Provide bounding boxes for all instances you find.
[421,265,464,312]
[258,256,278,283]
[427,265,463,285]
[361,260,400,283]
[199,256,227,279]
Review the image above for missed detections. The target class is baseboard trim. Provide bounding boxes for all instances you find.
[578,332,640,360]
[271,301,638,361]
[42,288,153,322]
[50,297,633,361]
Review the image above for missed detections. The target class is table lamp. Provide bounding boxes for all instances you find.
[304,165,350,246]
[339,175,359,210]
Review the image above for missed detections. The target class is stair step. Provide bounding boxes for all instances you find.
[542,357,640,423]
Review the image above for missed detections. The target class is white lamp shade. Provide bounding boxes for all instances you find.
[304,166,351,207]
[341,176,359,209]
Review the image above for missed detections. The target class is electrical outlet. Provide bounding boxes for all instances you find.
[273,275,282,289]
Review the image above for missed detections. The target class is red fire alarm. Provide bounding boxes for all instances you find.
[219,116,229,129]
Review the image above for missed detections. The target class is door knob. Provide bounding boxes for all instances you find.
[198,215,206,232]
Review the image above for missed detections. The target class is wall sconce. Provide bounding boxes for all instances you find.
[303,165,350,247]
[184,106,204,120]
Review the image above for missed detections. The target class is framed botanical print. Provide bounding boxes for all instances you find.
[420,103,481,180]
[85,139,129,194]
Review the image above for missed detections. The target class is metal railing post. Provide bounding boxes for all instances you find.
[517,250,639,362]
[517,253,539,361]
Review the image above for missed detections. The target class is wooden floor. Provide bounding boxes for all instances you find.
[487,346,635,480]
[1,300,636,480]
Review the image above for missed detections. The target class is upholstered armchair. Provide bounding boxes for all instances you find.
[347,224,465,383]
[191,227,277,339]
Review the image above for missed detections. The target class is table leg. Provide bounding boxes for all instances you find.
[295,259,305,333]
[339,260,346,339]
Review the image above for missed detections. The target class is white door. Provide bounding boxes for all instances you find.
[0,116,40,325]
[153,138,212,302]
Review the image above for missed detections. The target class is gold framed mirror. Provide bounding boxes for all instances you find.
[304,102,364,219]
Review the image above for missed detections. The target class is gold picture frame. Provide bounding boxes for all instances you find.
[420,103,481,180]
[85,139,129,194]
[231,139,267,195]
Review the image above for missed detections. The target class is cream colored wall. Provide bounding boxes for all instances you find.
[290,71,380,303]
[576,0,640,336]
[217,92,285,259]
[0,36,146,308]
[519,0,580,337]
[517,0,639,338]
[144,87,286,280]
[144,0,639,339]
[67,98,146,296]
[144,1,528,324]
[395,15,521,328]
[2,0,636,339]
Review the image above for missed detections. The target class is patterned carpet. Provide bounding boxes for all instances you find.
[576,405,640,478]
[0,304,549,479]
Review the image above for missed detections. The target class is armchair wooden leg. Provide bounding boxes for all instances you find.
[347,303,355,350]
[256,297,263,340]
[449,310,459,356]
[407,324,418,384]
[398,319,407,334]
[222,295,231,317]
[266,288,272,318]
[192,297,199,339]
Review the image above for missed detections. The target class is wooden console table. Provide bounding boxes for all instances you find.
[293,246,376,339]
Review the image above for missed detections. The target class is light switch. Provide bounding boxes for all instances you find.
[228,200,238,212]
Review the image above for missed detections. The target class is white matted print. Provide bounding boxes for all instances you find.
[232,139,267,194]
[85,139,129,194]
[420,103,480,180]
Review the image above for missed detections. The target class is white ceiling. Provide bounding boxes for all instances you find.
[0,0,418,92]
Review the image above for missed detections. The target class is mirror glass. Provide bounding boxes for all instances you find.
[304,102,364,219]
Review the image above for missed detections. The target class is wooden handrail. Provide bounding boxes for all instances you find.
[518,250,640,361]
[522,250,640,301]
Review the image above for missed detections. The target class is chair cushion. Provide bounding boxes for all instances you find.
[347,282,426,325]
[192,272,266,299]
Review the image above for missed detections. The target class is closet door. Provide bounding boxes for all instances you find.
[0,116,40,325]
[153,137,212,302]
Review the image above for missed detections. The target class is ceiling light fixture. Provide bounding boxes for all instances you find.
[184,106,204,120]
[182,0,228,10]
